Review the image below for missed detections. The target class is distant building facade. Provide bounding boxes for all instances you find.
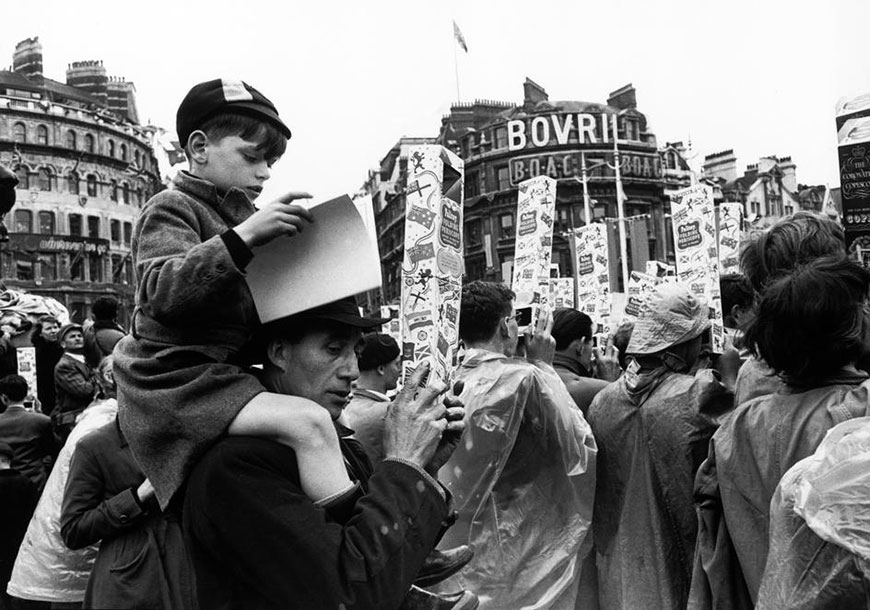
[0,38,161,324]
[364,80,696,301]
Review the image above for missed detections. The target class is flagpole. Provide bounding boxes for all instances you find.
[611,114,630,291]
[453,32,461,102]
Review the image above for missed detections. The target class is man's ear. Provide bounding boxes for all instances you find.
[498,316,510,339]
[376,364,386,377]
[266,339,291,372]
[187,130,209,165]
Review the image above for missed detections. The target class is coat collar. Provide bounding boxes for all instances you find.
[172,170,257,226]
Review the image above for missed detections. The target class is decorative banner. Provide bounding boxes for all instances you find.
[399,146,464,384]
[836,108,870,265]
[16,347,37,403]
[548,278,575,309]
[717,202,742,275]
[621,271,662,324]
[511,175,556,328]
[670,184,726,353]
[572,223,612,334]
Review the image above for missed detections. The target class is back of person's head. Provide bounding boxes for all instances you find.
[612,321,634,370]
[177,78,291,160]
[743,255,870,386]
[741,212,845,294]
[551,309,594,351]
[719,274,754,327]
[358,333,400,372]
[0,374,28,402]
[91,295,119,321]
[97,356,117,398]
[459,281,515,345]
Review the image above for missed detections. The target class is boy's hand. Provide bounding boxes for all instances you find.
[593,336,623,381]
[234,191,314,248]
[525,306,556,364]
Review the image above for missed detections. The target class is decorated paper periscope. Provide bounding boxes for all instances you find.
[399,145,464,384]
[717,202,742,275]
[511,175,557,330]
[573,223,613,335]
[669,184,726,353]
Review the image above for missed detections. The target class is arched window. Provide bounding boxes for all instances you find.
[84,134,95,153]
[66,130,77,150]
[86,174,97,197]
[122,181,130,204]
[12,122,26,143]
[68,172,79,195]
[37,168,51,191]
[14,167,28,189]
[120,144,128,161]
[13,210,32,233]
[107,140,115,157]
[38,211,55,234]
[36,125,48,145]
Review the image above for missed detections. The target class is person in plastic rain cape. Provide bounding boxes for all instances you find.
[434,281,597,610]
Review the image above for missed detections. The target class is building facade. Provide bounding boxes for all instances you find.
[0,38,161,324]
[365,80,696,300]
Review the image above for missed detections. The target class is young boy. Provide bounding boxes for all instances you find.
[113,79,356,510]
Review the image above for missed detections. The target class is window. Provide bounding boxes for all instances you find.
[36,125,48,145]
[87,216,100,239]
[38,211,55,235]
[465,218,482,246]
[499,213,514,240]
[122,182,130,204]
[84,134,95,153]
[37,168,51,191]
[555,207,571,231]
[66,130,77,150]
[68,172,79,195]
[38,253,57,282]
[15,253,33,281]
[15,167,28,189]
[494,127,507,150]
[13,210,32,233]
[120,144,128,161]
[70,253,84,281]
[86,174,97,197]
[111,255,122,282]
[110,219,121,242]
[69,213,82,236]
[109,179,118,202]
[466,170,480,198]
[12,122,26,143]
[89,255,103,283]
[107,140,115,157]
[497,166,511,191]
[123,222,132,245]
[134,150,140,167]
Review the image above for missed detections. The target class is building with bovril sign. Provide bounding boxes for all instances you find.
[436,79,687,290]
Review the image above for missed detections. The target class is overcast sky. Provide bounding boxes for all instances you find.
[3,0,868,203]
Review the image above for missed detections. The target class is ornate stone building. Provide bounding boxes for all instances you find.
[0,38,161,324]
[365,80,696,299]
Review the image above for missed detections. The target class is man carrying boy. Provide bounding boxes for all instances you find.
[114,79,356,510]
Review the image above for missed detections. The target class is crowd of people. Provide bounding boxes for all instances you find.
[0,77,868,610]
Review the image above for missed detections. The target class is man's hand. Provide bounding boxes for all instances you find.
[425,381,466,476]
[136,478,156,504]
[593,336,623,381]
[234,191,313,248]
[524,306,556,364]
[383,362,462,470]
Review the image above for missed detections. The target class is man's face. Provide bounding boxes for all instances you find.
[383,355,402,392]
[276,327,362,420]
[41,321,60,343]
[197,134,278,200]
[61,330,84,351]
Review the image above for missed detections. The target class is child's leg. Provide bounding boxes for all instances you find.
[228,392,353,501]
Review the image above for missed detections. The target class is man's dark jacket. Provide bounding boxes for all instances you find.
[0,405,59,490]
[184,428,450,610]
[54,353,96,421]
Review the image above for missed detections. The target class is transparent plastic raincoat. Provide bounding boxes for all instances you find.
[436,349,597,610]
[6,399,118,603]
[757,416,870,609]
